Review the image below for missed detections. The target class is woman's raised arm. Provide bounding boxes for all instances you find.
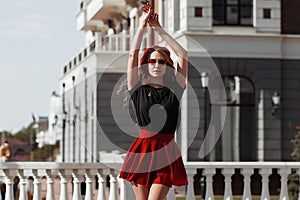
[127,4,152,90]
[148,13,188,88]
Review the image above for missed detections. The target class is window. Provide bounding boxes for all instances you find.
[213,0,253,25]
[64,66,67,74]
[195,7,203,17]
[263,8,271,19]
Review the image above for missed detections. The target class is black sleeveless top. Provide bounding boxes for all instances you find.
[129,81,185,134]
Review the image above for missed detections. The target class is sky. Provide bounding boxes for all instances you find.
[0,0,85,132]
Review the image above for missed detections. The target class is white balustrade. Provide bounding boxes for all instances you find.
[32,169,42,200]
[3,169,14,200]
[1,162,300,199]
[222,168,234,200]
[260,168,271,200]
[204,168,215,200]
[85,170,93,200]
[46,170,55,200]
[279,168,290,200]
[59,170,69,200]
[72,171,81,200]
[185,168,197,200]
[97,171,106,200]
[64,29,151,74]
[241,168,253,200]
[18,171,28,200]
[108,170,118,200]
[119,178,126,200]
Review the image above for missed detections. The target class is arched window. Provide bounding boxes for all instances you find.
[213,75,256,161]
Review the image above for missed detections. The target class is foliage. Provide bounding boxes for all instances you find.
[13,123,37,143]
[289,126,300,200]
[2,123,56,161]
[0,131,12,139]
[291,126,300,161]
[33,144,55,161]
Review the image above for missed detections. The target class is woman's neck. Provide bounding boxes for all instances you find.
[148,78,164,88]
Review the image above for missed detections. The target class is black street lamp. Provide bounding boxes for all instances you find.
[201,72,209,160]
[271,92,280,115]
[200,72,209,198]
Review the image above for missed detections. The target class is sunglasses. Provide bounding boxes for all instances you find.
[148,59,167,65]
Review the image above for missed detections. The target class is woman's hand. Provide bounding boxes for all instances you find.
[139,4,152,28]
[148,13,162,29]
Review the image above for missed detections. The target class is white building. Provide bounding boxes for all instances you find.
[58,0,300,164]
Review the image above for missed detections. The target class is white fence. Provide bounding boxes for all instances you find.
[0,162,299,200]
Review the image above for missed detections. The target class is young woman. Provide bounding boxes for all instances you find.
[119,3,188,200]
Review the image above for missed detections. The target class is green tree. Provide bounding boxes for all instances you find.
[33,144,54,161]
[3,122,57,161]
[13,123,37,143]
[0,130,12,138]
[289,126,300,200]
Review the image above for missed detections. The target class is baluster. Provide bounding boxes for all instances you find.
[45,170,55,200]
[167,186,176,200]
[97,172,106,200]
[108,170,118,200]
[259,168,271,200]
[72,171,81,200]
[119,178,135,200]
[84,171,93,200]
[278,168,290,200]
[119,178,127,200]
[204,168,215,200]
[186,168,196,200]
[222,168,234,200]
[32,170,42,200]
[95,32,102,50]
[59,170,69,200]
[18,170,28,200]
[122,30,127,51]
[108,36,112,51]
[241,168,253,200]
[3,170,14,200]
[116,35,119,51]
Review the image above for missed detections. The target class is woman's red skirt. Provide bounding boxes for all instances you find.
[119,129,188,188]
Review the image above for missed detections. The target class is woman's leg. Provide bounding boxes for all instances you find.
[148,184,170,200]
[132,182,149,200]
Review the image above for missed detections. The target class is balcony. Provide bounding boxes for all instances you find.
[0,161,298,200]
[77,0,126,31]
[63,30,150,75]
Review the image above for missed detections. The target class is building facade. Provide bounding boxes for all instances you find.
[58,0,300,163]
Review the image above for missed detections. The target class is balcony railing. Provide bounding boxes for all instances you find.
[0,161,299,200]
[63,30,150,75]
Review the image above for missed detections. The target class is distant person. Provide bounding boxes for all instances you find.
[0,141,12,162]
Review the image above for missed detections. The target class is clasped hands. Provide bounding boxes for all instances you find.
[140,3,161,29]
